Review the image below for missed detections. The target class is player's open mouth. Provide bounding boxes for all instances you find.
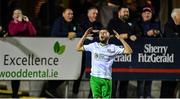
[100,36,104,39]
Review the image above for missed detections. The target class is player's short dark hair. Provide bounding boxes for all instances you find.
[100,27,108,31]
[99,28,110,34]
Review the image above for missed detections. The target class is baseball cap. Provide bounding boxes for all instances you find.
[142,7,152,13]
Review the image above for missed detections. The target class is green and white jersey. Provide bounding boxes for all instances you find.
[84,42,124,79]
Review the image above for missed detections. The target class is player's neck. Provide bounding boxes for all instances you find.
[99,42,108,46]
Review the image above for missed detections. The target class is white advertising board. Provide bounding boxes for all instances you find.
[0,37,82,80]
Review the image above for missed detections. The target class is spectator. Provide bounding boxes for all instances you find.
[108,5,138,42]
[164,8,180,38]
[51,8,76,39]
[8,8,37,36]
[72,7,102,97]
[8,8,37,98]
[160,8,180,98]
[78,7,102,37]
[136,6,162,38]
[107,5,138,98]
[46,8,77,98]
[136,6,161,98]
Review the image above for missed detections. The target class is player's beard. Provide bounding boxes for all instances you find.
[99,38,108,44]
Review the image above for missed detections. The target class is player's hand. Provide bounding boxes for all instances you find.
[84,27,93,36]
[92,29,99,33]
[113,30,121,40]
[113,30,128,40]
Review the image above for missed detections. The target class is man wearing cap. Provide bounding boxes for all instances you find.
[136,6,162,38]
[135,6,162,98]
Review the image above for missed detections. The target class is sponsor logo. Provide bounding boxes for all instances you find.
[54,41,66,55]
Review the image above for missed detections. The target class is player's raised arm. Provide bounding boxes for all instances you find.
[113,30,133,54]
[76,27,93,51]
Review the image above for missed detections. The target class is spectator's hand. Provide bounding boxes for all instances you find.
[147,29,154,36]
[68,32,76,40]
[153,29,160,35]
[130,35,137,41]
[23,15,29,22]
[119,33,128,39]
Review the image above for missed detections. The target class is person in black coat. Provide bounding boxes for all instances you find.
[51,8,77,39]
[72,7,102,97]
[78,7,102,37]
[136,6,162,38]
[107,5,139,42]
[107,5,138,98]
[160,8,180,98]
[46,8,76,98]
[136,6,162,98]
[164,10,180,38]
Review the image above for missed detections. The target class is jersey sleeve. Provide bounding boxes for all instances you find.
[114,45,124,55]
[83,43,95,52]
